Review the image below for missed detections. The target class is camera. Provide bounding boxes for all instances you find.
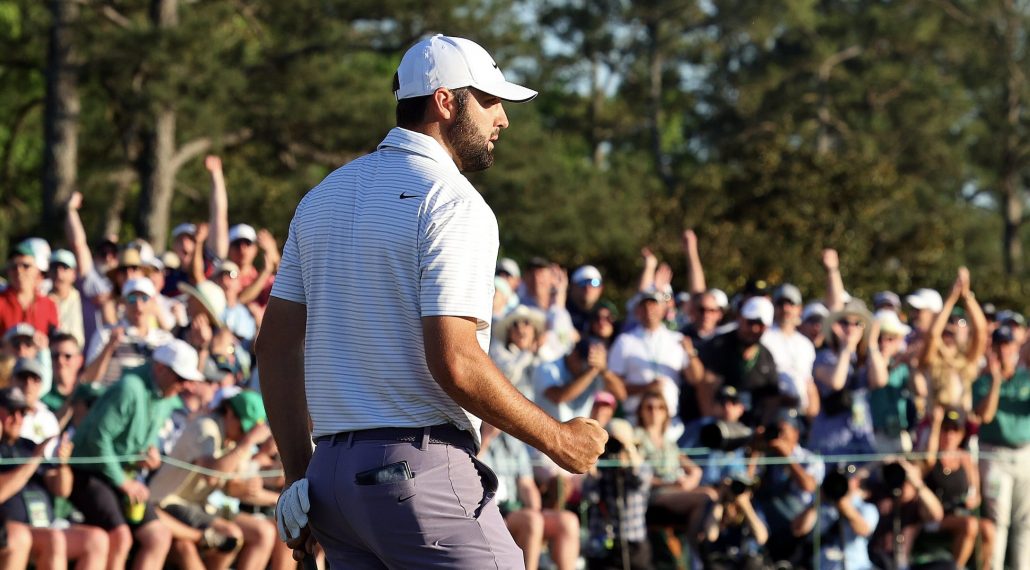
[699,420,753,452]
[822,465,856,502]
[725,475,753,498]
[601,436,624,459]
[882,462,907,494]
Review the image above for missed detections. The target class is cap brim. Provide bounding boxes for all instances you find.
[475,80,537,103]
[174,366,205,382]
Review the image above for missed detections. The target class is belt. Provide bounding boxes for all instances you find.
[238,503,274,516]
[313,424,475,450]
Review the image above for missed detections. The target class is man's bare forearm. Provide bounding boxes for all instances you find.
[255,298,311,483]
[423,317,562,455]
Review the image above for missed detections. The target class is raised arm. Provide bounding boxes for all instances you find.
[638,247,658,293]
[681,229,706,295]
[205,155,230,259]
[63,192,94,278]
[822,249,845,312]
[422,315,606,474]
[190,223,209,285]
[918,271,963,370]
[922,406,944,472]
[974,350,1004,425]
[239,230,279,305]
[961,272,988,364]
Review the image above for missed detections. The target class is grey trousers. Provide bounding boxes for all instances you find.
[306,430,525,569]
[981,444,1030,570]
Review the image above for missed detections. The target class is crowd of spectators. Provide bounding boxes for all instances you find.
[485,229,1030,570]
[0,151,1028,570]
[0,155,293,569]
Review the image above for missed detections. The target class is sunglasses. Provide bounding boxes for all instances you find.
[125,293,151,304]
[577,278,602,288]
[745,319,767,327]
[841,320,865,328]
[11,261,35,271]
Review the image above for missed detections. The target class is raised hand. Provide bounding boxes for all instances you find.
[67,191,83,211]
[205,155,223,173]
[655,263,673,291]
[641,247,658,268]
[681,229,698,253]
[822,249,839,271]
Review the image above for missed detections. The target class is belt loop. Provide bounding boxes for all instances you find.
[346,431,355,448]
[420,426,431,451]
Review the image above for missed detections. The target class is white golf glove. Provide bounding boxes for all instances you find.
[276,478,310,542]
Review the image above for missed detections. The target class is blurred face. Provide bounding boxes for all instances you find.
[799,317,823,342]
[638,299,664,329]
[0,407,24,442]
[943,317,969,348]
[997,341,1020,370]
[7,255,40,292]
[115,265,144,288]
[716,398,745,422]
[525,268,553,298]
[217,269,241,296]
[833,318,865,343]
[590,403,615,426]
[693,294,723,331]
[12,373,42,407]
[590,308,615,339]
[940,423,965,451]
[776,299,802,326]
[737,318,767,346]
[637,395,668,429]
[123,291,153,325]
[878,333,903,359]
[153,363,186,398]
[7,336,37,360]
[229,239,257,266]
[224,407,244,443]
[52,339,83,382]
[507,319,537,351]
[573,279,603,308]
[909,308,935,331]
[148,268,165,293]
[49,263,76,287]
[173,234,196,262]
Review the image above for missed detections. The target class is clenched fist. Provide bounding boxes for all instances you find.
[547,417,608,474]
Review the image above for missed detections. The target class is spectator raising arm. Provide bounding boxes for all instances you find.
[822,248,846,312]
[63,191,94,279]
[239,229,279,306]
[205,155,230,260]
[638,247,658,293]
[190,223,210,285]
[681,229,707,296]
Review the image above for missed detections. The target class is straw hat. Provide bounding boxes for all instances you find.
[178,280,226,329]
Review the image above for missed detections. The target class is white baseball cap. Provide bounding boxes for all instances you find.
[122,277,157,299]
[394,34,537,103]
[49,249,77,270]
[571,265,603,286]
[152,340,204,382]
[171,223,197,240]
[708,288,729,309]
[229,224,257,244]
[875,309,912,337]
[740,296,774,326]
[906,288,944,313]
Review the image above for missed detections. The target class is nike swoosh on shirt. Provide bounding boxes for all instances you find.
[399,193,420,200]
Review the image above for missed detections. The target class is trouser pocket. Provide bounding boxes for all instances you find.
[468,453,499,519]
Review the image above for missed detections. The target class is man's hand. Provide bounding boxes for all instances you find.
[244,422,273,447]
[586,343,607,371]
[767,437,792,458]
[548,417,607,474]
[139,446,162,471]
[681,229,698,253]
[276,478,310,542]
[641,247,658,269]
[195,222,210,245]
[120,479,150,504]
[655,263,673,292]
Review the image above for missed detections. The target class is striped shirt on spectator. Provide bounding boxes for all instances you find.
[270,127,498,442]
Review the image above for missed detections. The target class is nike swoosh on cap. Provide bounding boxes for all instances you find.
[399,193,420,199]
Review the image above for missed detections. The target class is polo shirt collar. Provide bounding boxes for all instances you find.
[378,128,459,171]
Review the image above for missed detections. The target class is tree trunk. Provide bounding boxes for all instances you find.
[646,20,673,193]
[1002,174,1022,275]
[137,108,176,251]
[999,0,1025,276]
[42,0,80,234]
[136,0,179,251]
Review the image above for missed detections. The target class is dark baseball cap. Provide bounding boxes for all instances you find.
[0,387,29,411]
[716,385,742,403]
[993,326,1017,345]
[526,257,550,271]
[942,407,966,430]
[11,358,43,380]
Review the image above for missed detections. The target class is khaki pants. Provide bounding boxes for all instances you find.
[981,444,1030,570]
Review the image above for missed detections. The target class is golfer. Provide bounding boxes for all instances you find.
[256,34,608,568]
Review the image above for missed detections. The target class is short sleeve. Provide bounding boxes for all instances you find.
[270,214,305,304]
[418,200,498,328]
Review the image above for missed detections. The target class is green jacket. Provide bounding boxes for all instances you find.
[72,364,182,486]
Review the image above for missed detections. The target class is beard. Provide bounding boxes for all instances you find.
[445,96,494,172]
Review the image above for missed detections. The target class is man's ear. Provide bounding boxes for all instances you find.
[428,88,457,122]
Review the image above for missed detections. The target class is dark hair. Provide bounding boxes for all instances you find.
[393,73,470,128]
[50,332,80,350]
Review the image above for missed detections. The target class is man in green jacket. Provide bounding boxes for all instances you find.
[69,338,203,570]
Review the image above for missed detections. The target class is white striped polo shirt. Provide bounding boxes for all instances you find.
[270,127,498,441]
